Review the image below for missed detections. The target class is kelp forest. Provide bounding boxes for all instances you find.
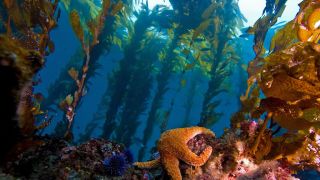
[1,0,320,179]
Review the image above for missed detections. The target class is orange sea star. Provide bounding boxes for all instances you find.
[134,126,215,180]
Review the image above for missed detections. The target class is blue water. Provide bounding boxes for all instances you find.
[33,0,301,162]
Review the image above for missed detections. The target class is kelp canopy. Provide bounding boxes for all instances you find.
[1,0,320,179]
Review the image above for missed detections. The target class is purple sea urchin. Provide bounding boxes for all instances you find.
[103,153,128,176]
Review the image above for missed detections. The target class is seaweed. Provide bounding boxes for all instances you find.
[137,30,177,161]
[198,0,245,128]
[101,4,168,140]
[0,0,59,162]
[232,0,288,128]
[182,70,203,127]
[115,15,170,146]
[50,0,123,138]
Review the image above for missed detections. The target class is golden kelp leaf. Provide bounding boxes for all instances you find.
[86,0,101,18]
[307,8,320,30]
[241,64,248,71]
[201,3,216,19]
[112,36,122,48]
[87,19,97,38]
[261,73,320,102]
[69,10,84,42]
[182,48,190,56]
[111,1,124,16]
[60,0,71,11]
[167,28,174,39]
[302,108,320,123]
[297,26,312,42]
[31,107,44,116]
[198,59,211,72]
[65,94,73,106]
[68,67,79,81]
[192,19,211,40]
[158,51,166,61]
[269,21,297,52]
[185,62,195,71]
[102,0,111,13]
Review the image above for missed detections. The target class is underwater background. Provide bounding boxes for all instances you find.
[2,0,320,179]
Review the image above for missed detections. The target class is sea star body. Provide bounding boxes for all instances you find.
[134,126,215,180]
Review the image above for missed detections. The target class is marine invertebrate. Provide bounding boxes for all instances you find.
[134,126,215,180]
[123,149,134,164]
[103,153,128,176]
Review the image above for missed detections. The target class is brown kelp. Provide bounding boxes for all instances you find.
[233,0,320,158]
[231,0,288,127]
[231,0,289,153]
[58,0,123,138]
[182,70,203,127]
[3,0,320,178]
[137,27,177,161]
[114,33,167,146]
[138,0,220,161]
[197,0,244,127]
[0,0,59,162]
[101,4,168,140]
[135,0,320,178]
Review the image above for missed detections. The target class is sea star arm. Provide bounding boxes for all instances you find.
[178,145,213,166]
[133,158,161,168]
[199,127,215,137]
[181,127,215,143]
[161,153,182,180]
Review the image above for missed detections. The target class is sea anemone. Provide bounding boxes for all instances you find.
[103,153,127,176]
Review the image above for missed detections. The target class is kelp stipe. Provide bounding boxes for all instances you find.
[198,0,245,128]
[58,0,124,139]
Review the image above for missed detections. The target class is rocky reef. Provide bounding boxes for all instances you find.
[2,138,137,179]
[2,124,320,179]
[135,125,320,180]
